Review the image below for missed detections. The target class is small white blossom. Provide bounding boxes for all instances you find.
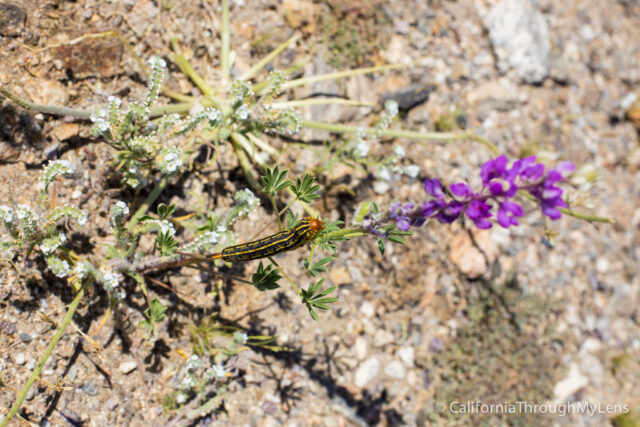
[115,201,129,216]
[353,140,369,158]
[0,205,13,223]
[210,363,226,379]
[186,355,202,371]
[233,331,248,344]
[159,220,175,236]
[403,164,420,178]
[203,231,219,245]
[73,262,89,279]
[148,56,167,69]
[235,104,250,120]
[47,257,70,278]
[175,392,187,404]
[393,145,406,159]
[378,168,391,181]
[180,375,195,389]
[101,270,120,292]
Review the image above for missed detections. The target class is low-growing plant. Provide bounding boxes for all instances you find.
[0,0,612,424]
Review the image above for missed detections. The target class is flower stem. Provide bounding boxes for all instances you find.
[0,279,91,427]
[127,176,170,231]
[270,195,283,231]
[302,119,468,141]
[170,37,215,97]
[240,34,299,82]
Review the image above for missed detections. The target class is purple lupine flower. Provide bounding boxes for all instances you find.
[389,202,414,231]
[465,200,493,229]
[360,155,574,238]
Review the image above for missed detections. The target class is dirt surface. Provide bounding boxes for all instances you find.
[1,0,639,426]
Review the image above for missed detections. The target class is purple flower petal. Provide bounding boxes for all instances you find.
[420,200,444,217]
[389,202,401,218]
[450,182,472,199]
[424,178,445,199]
[497,201,524,228]
[396,217,411,231]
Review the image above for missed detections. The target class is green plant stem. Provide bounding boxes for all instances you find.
[324,227,368,240]
[269,195,283,230]
[285,187,319,218]
[519,190,613,223]
[170,38,215,98]
[0,85,92,118]
[271,98,376,109]
[240,34,299,81]
[302,119,468,141]
[127,176,170,231]
[281,62,415,90]
[0,279,91,427]
[230,135,261,192]
[220,0,230,82]
[269,256,301,297]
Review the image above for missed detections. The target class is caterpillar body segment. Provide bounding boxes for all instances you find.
[212,217,324,262]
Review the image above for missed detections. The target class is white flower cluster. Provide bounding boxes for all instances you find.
[186,354,202,371]
[73,262,90,279]
[48,204,88,226]
[207,363,226,380]
[233,188,259,218]
[111,201,129,227]
[180,374,195,390]
[47,256,70,278]
[0,205,13,223]
[90,108,110,134]
[159,147,183,174]
[39,232,66,256]
[100,269,120,292]
[39,160,74,193]
[158,220,176,237]
[233,331,248,344]
[235,104,250,120]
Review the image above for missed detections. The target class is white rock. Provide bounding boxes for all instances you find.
[15,353,25,365]
[354,336,368,361]
[354,357,380,388]
[373,329,394,347]
[119,360,137,374]
[483,0,551,84]
[384,360,406,379]
[553,363,588,402]
[359,301,375,318]
[397,346,415,368]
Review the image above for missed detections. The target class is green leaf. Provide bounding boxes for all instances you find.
[251,262,281,291]
[285,211,300,229]
[156,231,178,256]
[261,165,292,196]
[387,235,405,245]
[291,174,321,203]
[304,256,334,277]
[157,203,176,220]
[377,237,385,255]
[301,279,339,321]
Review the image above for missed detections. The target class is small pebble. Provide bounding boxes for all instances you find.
[384,360,406,379]
[397,346,415,367]
[119,360,137,374]
[15,352,25,365]
[19,333,32,343]
[354,357,380,388]
[82,381,98,396]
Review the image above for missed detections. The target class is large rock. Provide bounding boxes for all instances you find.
[483,0,551,84]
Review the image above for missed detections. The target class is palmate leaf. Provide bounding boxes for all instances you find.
[291,174,321,203]
[251,262,281,291]
[261,165,292,196]
[303,256,334,277]
[301,279,339,321]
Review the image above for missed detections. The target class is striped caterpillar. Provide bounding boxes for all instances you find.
[210,217,324,262]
